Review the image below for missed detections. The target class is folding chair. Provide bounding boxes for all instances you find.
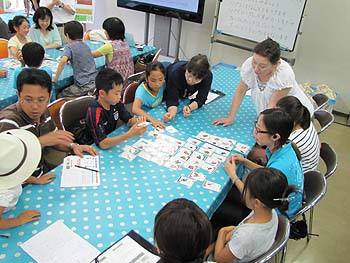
[126,71,145,83]
[251,215,290,263]
[319,142,338,179]
[290,170,327,242]
[48,98,68,130]
[0,38,8,58]
[59,96,94,144]
[312,93,329,110]
[313,109,334,134]
[122,81,139,104]
[152,49,162,62]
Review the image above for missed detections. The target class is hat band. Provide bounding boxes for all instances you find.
[0,139,28,177]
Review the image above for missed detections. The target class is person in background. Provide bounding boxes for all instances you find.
[24,0,39,16]
[86,68,147,150]
[163,54,213,122]
[213,38,314,127]
[0,129,42,229]
[154,198,212,263]
[0,17,10,39]
[211,108,303,233]
[12,42,52,90]
[92,17,134,82]
[29,6,62,49]
[7,16,31,60]
[40,0,76,45]
[277,96,320,173]
[53,21,97,97]
[132,61,166,129]
[0,68,97,185]
[213,168,297,263]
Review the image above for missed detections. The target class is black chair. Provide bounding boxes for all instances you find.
[313,109,334,134]
[60,96,95,134]
[320,142,338,179]
[312,93,329,110]
[290,170,327,242]
[251,215,290,263]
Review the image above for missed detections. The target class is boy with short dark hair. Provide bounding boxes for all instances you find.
[12,42,52,90]
[86,68,147,149]
[53,20,97,97]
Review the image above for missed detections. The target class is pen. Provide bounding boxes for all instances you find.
[0,234,10,238]
[75,165,99,173]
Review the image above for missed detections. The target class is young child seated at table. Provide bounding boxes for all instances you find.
[85,68,147,149]
[53,20,97,98]
[154,198,212,263]
[132,61,166,129]
[0,129,41,229]
[92,17,134,81]
[8,16,32,60]
[12,42,52,90]
[213,168,296,262]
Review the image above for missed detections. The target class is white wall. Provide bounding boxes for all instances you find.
[92,0,350,113]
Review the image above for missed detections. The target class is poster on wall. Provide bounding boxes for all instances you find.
[75,0,95,24]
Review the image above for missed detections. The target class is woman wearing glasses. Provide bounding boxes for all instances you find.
[211,108,303,234]
[213,38,314,127]
[163,54,212,122]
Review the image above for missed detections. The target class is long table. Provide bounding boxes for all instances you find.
[0,63,257,263]
[0,41,157,110]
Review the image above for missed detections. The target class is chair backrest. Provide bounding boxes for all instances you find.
[251,215,290,263]
[0,38,8,58]
[126,71,145,83]
[312,93,329,110]
[152,49,162,62]
[48,98,68,130]
[291,170,327,221]
[123,81,139,104]
[60,96,94,131]
[320,142,338,179]
[313,109,334,134]
[83,29,91,40]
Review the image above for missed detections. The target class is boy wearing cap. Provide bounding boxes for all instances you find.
[0,129,41,229]
[0,68,97,185]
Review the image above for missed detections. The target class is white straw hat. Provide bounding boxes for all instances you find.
[0,129,41,190]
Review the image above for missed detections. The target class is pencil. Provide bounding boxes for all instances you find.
[74,165,99,173]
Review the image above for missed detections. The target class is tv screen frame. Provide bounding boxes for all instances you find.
[117,0,206,24]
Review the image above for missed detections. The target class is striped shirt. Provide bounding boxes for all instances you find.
[289,124,320,173]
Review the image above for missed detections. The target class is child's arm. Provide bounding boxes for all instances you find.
[0,206,40,230]
[132,98,165,129]
[9,46,18,58]
[98,121,147,149]
[91,50,103,58]
[214,226,237,263]
[52,55,68,82]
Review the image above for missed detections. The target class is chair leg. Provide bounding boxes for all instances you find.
[280,244,287,263]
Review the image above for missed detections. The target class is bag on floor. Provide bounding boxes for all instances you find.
[289,219,308,240]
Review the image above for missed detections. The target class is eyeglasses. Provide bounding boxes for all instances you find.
[185,71,202,85]
[20,97,49,106]
[254,121,271,134]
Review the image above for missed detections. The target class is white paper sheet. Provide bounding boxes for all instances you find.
[20,220,100,263]
[92,235,160,263]
[61,155,100,187]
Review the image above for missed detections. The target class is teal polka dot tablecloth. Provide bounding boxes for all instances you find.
[0,62,258,262]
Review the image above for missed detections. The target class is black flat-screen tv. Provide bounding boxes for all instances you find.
[117,0,205,24]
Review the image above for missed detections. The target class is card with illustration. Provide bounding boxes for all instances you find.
[123,145,139,154]
[176,176,195,188]
[200,162,216,174]
[202,180,221,192]
[195,131,211,142]
[234,143,250,155]
[133,138,151,150]
[189,171,206,181]
[165,125,178,134]
[215,148,231,157]
[119,151,137,161]
[184,142,197,151]
[187,137,202,146]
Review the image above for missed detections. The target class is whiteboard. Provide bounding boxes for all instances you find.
[216,0,307,51]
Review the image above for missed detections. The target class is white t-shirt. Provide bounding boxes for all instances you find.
[289,123,320,173]
[0,185,22,213]
[40,0,76,24]
[228,210,278,263]
[241,56,315,115]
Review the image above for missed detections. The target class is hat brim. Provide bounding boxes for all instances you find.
[0,129,42,189]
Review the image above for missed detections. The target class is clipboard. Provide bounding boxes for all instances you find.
[91,230,160,263]
[205,89,225,104]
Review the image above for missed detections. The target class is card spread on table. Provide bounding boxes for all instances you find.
[202,180,221,192]
[176,175,195,188]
